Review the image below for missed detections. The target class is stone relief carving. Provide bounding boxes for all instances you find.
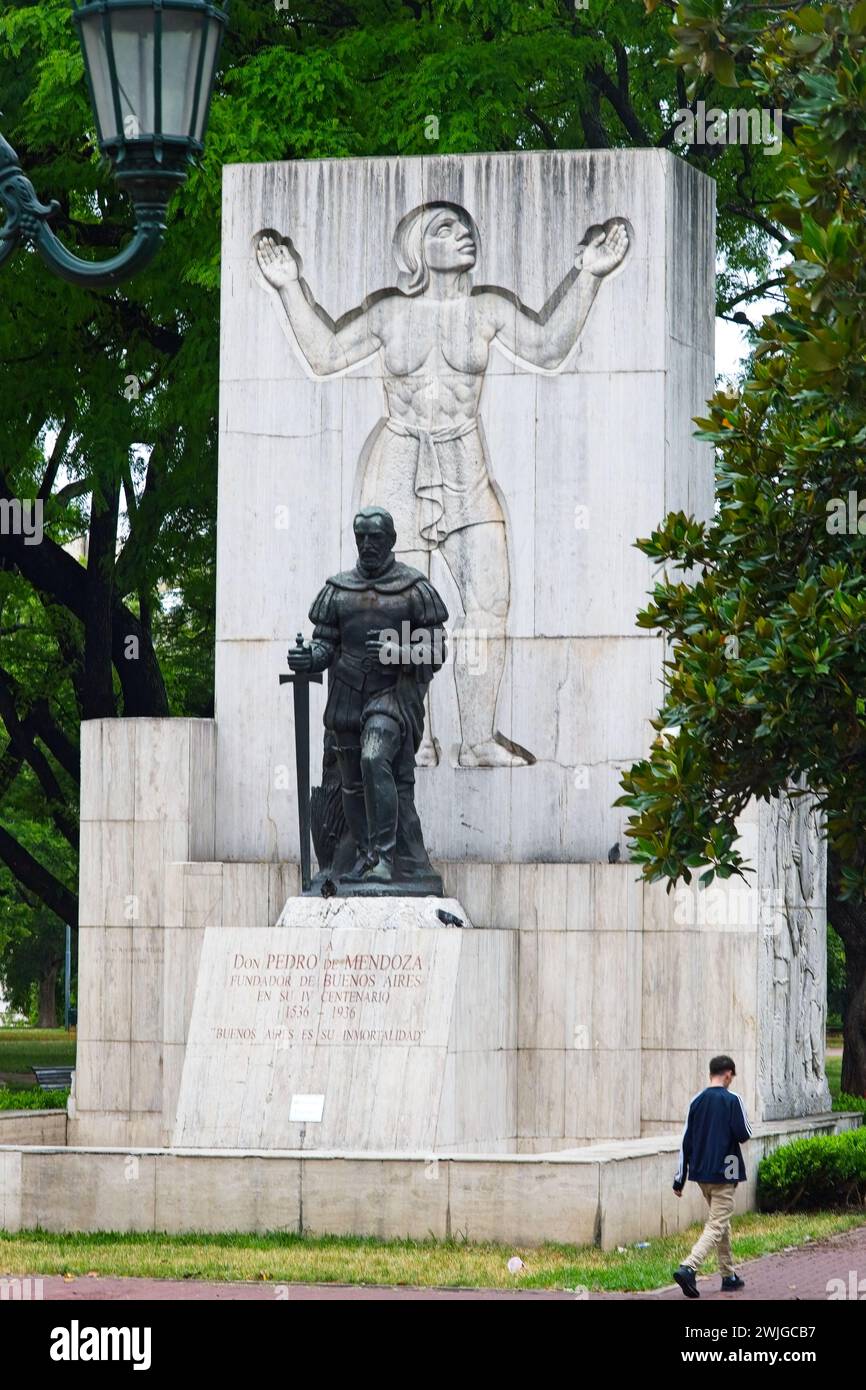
[759,788,831,1119]
[255,201,631,768]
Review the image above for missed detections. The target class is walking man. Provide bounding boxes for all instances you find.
[672,1055,752,1298]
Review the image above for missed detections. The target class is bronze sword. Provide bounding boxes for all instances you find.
[279,633,323,892]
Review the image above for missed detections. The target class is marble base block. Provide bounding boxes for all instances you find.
[172,896,516,1151]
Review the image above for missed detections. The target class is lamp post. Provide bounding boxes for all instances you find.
[0,0,228,288]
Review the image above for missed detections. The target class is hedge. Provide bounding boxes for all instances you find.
[0,1088,69,1111]
[758,1125,866,1212]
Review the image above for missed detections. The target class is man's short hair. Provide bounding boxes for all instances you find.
[354,506,396,537]
[709,1054,736,1077]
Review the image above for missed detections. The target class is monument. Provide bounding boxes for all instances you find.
[1,149,849,1250]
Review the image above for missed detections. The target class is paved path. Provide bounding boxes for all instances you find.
[17,1226,866,1300]
[599,1224,866,1301]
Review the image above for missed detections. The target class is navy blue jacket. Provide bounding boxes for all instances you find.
[673,1086,752,1189]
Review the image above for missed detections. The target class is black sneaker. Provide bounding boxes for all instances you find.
[721,1274,745,1291]
[673,1265,700,1299]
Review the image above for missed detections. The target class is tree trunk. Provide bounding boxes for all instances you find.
[37,961,59,1029]
[0,823,78,925]
[0,474,169,717]
[840,929,866,1098]
[827,852,866,1097]
[82,476,121,719]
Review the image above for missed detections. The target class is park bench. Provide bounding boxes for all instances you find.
[30,1066,73,1092]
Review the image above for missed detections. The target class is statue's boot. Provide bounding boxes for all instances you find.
[340,851,376,883]
[361,854,395,884]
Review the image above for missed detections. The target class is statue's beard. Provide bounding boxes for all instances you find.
[357,549,394,578]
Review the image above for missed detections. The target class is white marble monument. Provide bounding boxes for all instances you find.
[65,149,831,1167]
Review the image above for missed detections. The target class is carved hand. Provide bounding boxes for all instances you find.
[257,234,300,289]
[287,638,314,672]
[577,221,630,278]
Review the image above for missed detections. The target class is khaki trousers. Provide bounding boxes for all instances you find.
[683,1182,737,1276]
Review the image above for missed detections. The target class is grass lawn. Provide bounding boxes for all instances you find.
[0,1028,76,1089]
[0,1212,863,1291]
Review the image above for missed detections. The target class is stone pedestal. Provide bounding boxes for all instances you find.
[173,896,515,1151]
[68,732,830,1153]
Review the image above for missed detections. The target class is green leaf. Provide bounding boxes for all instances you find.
[712,50,738,87]
[792,8,826,35]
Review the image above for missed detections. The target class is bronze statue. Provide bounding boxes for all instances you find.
[287,507,448,893]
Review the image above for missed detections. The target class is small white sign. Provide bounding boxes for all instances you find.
[290,1093,325,1123]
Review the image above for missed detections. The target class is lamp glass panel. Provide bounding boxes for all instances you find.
[193,19,221,141]
[79,15,119,141]
[160,11,206,137]
[108,9,156,138]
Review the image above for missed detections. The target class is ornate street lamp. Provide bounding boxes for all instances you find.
[0,0,228,287]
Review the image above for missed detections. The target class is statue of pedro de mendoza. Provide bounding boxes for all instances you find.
[288,505,448,893]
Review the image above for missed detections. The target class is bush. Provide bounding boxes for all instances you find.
[758,1127,866,1212]
[0,1087,69,1111]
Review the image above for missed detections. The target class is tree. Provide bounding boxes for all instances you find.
[0,755,74,1027]
[619,1,866,1095]
[0,913,66,1028]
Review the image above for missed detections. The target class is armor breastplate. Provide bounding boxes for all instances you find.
[332,587,417,690]
[336,588,416,659]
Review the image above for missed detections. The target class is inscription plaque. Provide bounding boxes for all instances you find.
[172,904,477,1150]
[214,942,429,1045]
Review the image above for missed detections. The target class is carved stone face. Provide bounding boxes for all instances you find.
[354,515,395,575]
[423,210,476,273]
